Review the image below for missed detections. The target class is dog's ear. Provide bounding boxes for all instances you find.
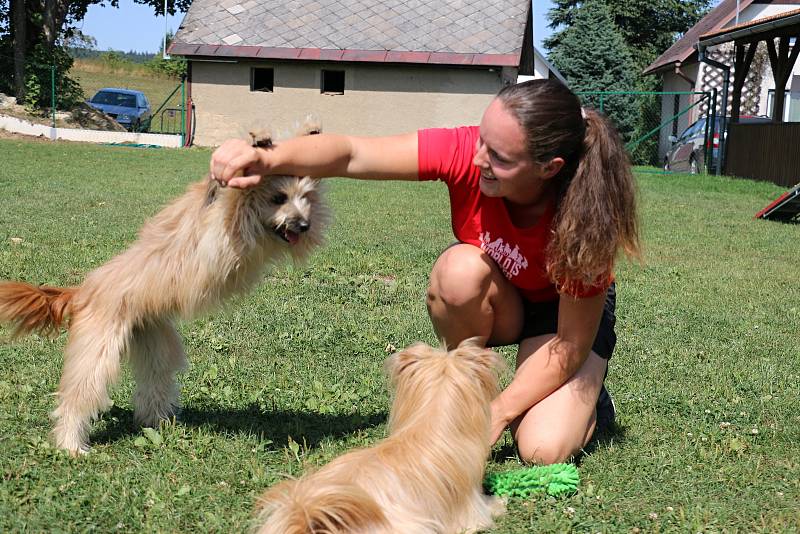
[451,338,506,396]
[249,128,273,148]
[385,342,431,384]
[453,338,503,369]
[203,178,219,207]
[296,114,322,137]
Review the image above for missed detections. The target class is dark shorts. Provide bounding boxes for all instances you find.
[515,282,617,359]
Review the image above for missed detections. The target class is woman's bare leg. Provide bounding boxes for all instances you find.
[426,244,523,348]
[510,334,608,464]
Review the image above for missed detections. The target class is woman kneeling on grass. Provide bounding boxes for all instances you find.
[210,79,640,464]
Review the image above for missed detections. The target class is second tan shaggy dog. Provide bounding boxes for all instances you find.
[255,339,506,534]
[0,120,329,454]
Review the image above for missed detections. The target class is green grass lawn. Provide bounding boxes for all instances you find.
[71,59,184,133]
[0,139,798,532]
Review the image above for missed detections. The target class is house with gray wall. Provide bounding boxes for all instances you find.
[170,0,553,146]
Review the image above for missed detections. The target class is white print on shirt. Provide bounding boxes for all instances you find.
[479,231,529,279]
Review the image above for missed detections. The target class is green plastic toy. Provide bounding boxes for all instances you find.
[484,463,579,498]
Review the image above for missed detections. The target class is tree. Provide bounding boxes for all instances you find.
[545,0,712,165]
[548,0,639,140]
[0,0,190,108]
[545,0,712,73]
[147,30,186,78]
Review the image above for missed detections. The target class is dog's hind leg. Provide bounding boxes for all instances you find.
[51,317,128,454]
[129,319,187,428]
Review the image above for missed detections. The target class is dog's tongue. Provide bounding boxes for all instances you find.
[284,230,300,245]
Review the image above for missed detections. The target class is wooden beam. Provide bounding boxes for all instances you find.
[731,41,758,122]
[766,34,800,123]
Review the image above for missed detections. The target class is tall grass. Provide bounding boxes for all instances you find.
[71,57,184,132]
[0,138,798,532]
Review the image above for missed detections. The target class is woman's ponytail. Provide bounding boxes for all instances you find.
[546,108,640,294]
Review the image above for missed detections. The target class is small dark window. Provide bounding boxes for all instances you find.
[251,68,274,92]
[321,70,345,94]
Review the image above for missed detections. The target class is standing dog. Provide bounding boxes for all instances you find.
[255,339,506,534]
[0,120,328,454]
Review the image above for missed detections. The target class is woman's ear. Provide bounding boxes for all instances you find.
[541,157,565,180]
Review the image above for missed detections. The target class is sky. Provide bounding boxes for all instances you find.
[79,1,186,54]
[79,0,557,54]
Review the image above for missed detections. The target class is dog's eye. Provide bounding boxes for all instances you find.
[270,193,288,205]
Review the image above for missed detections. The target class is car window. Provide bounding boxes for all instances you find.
[117,94,136,107]
[91,91,117,105]
[680,120,704,140]
[93,91,136,107]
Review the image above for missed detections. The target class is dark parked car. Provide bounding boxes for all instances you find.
[664,115,770,173]
[88,88,151,131]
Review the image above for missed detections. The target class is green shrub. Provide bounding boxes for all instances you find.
[23,43,84,111]
[146,55,187,79]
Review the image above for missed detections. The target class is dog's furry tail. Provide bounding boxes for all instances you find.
[0,282,76,338]
[255,478,390,534]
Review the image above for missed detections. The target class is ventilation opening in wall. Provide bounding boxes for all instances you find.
[321,70,345,94]
[251,68,274,92]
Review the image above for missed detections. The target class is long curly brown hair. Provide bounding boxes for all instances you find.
[496,79,640,294]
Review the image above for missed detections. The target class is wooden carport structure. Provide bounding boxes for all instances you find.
[696,9,800,186]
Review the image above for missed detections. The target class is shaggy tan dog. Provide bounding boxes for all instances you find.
[0,120,329,454]
[255,339,506,534]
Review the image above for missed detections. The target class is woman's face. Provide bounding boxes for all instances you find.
[473,98,555,206]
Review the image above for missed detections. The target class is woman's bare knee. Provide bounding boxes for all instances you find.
[427,245,493,309]
[516,433,582,465]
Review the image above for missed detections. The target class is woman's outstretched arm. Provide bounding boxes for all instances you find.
[210,132,420,188]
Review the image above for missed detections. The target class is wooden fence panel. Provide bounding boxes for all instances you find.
[725,123,800,188]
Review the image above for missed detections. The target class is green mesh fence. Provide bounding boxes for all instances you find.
[576,91,715,167]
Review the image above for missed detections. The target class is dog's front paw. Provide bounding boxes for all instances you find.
[51,427,91,457]
[487,495,507,517]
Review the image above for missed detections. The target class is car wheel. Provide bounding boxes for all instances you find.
[689,156,698,175]
[663,158,670,171]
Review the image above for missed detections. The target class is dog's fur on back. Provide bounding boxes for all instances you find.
[255,340,506,534]
[0,119,328,454]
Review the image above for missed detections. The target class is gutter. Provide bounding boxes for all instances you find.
[696,45,729,176]
[698,12,800,47]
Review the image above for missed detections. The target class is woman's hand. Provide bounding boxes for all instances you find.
[210,138,269,189]
[489,397,514,446]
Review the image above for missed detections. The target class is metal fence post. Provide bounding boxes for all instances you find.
[708,88,718,174]
[702,92,710,174]
[51,65,56,128]
[180,75,186,147]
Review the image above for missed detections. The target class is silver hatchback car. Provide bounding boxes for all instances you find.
[664,116,770,174]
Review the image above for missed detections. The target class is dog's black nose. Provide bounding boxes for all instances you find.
[297,221,310,233]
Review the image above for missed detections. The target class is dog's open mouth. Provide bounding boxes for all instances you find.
[275,227,301,245]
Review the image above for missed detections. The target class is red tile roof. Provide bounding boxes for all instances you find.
[168,43,520,67]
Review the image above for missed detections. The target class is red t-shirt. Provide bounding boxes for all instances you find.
[417,125,609,302]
